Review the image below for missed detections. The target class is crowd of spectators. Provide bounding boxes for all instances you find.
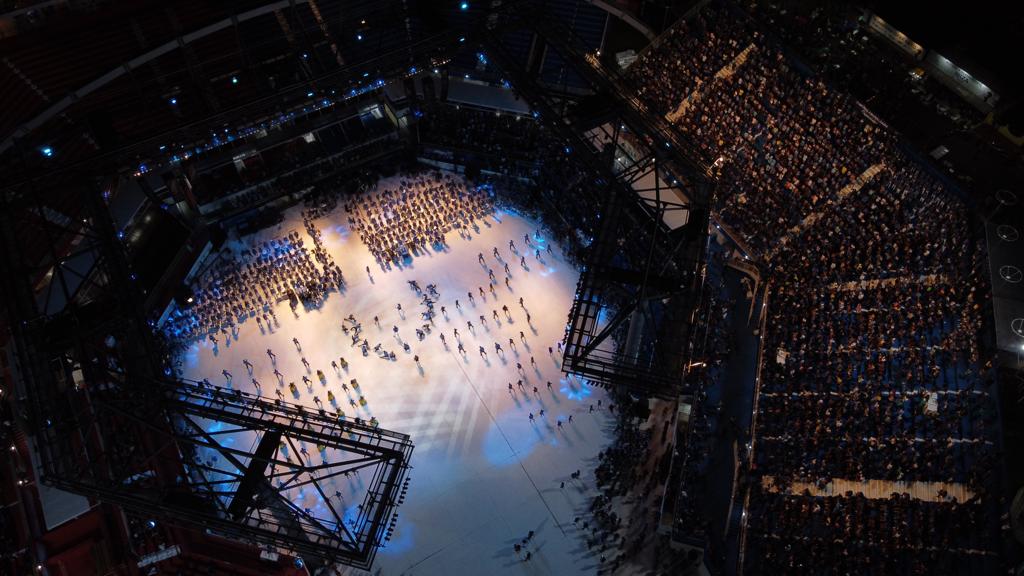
[586,419,651,572]
[162,232,342,345]
[581,399,708,574]
[344,172,493,265]
[744,1,984,134]
[681,39,892,254]
[625,5,755,118]
[748,488,991,574]
[398,48,1000,569]
[628,2,999,573]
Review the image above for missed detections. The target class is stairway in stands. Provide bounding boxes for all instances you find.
[665,42,757,123]
[764,161,887,261]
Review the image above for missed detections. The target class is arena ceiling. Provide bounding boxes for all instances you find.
[0,0,646,183]
[0,0,503,177]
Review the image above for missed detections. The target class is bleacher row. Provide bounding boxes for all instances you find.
[627,2,1000,574]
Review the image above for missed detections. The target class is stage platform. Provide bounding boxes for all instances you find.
[175,175,616,574]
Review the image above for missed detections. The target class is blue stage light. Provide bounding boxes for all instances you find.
[231,76,238,84]
[460,2,469,9]
[40,146,53,157]
[169,97,177,105]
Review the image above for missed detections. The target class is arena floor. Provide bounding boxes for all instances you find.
[176,175,615,575]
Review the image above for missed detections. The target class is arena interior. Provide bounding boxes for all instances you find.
[0,1,1023,575]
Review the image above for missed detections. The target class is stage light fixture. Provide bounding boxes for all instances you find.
[460,2,469,9]
[169,97,177,105]
[40,146,53,157]
[231,76,239,84]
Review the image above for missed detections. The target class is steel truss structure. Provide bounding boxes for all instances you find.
[101,380,412,570]
[0,176,411,570]
[482,4,713,397]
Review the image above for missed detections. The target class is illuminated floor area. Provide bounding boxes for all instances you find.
[176,176,615,575]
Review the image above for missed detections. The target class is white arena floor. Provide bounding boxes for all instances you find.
[175,175,615,575]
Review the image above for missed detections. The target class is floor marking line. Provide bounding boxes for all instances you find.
[448,347,569,538]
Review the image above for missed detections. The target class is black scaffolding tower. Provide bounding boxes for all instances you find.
[483,4,714,398]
